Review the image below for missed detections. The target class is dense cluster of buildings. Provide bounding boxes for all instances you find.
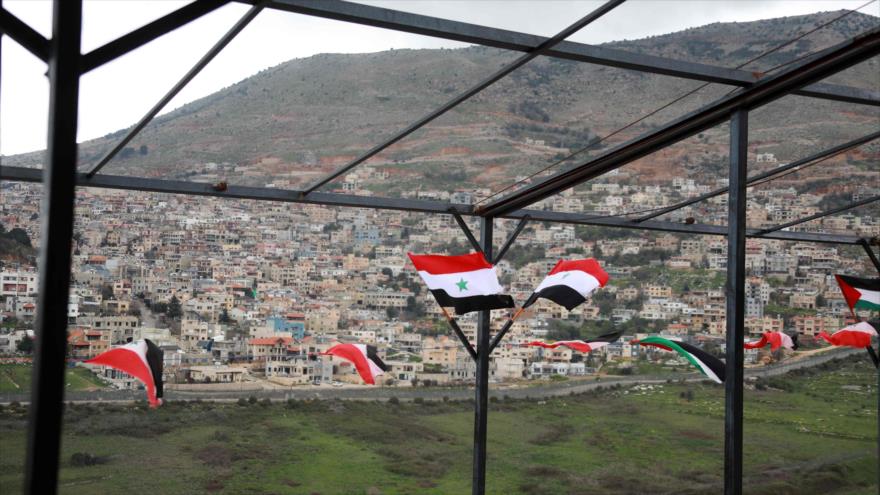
[1,170,876,390]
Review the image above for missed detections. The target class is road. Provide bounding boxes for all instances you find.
[0,347,865,405]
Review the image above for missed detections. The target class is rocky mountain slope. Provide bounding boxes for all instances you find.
[4,10,878,197]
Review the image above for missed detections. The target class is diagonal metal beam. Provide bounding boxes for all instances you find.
[1,164,866,245]
[80,0,230,74]
[451,209,484,254]
[0,7,50,61]
[299,0,625,195]
[493,215,530,264]
[634,130,880,223]
[85,3,264,178]
[478,28,880,218]
[753,195,879,236]
[246,0,880,106]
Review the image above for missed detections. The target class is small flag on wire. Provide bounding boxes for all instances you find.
[86,339,164,407]
[324,343,389,385]
[522,258,609,311]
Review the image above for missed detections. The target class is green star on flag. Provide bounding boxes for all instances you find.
[456,278,469,292]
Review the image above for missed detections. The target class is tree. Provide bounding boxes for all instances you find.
[219,308,231,323]
[386,307,400,319]
[167,295,182,319]
[17,336,34,354]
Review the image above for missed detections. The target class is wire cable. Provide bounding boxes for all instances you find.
[475,0,878,206]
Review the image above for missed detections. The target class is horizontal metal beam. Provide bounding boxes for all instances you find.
[3,165,473,214]
[244,0,880,106]
[299,0,624,194]
[478,28,880,218]
[635,130,880,222]
[1,165,863,245]
[80,0,229,74]
[753,195,879,236]
[0,7,49,61]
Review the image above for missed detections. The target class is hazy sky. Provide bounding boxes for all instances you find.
[1,0,877,155]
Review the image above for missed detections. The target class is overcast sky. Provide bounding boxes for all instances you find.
[1,0,877,156]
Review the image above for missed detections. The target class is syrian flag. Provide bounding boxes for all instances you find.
[816,321,878,348]
[633,336,725,384]
[85,339,164,407]
[744,331,798,351]
[834,274,880,312]
[523,258,609,310]
[324,343,389,385]
[525,330,622,353]
[408,252,514,315]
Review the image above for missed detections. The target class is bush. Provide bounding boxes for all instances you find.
[236,398,248,406]
[260,398,272,407]
[388,396,400,405]
[286,398,298,409]
[413,397,424,404]
[70,452,106,467]
[248,396,257,405]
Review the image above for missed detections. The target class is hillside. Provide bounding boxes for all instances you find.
[4,10,878,196]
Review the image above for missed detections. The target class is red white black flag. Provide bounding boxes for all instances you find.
[324,343,389,385]
[408,252,514,315]
[523,258,609,310]
[86,339,164,407]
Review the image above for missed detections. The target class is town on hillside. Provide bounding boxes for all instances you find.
[1,169,876,393]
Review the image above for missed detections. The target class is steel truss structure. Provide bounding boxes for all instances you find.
[1,1,878,494]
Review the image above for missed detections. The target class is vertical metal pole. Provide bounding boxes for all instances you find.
[724,109,747,495]
[24,1,81,493]
[472,216,493,495]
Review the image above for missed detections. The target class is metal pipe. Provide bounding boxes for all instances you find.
[493,215,530,264]
[858,238,880,273]
[299,0,626,195]
[439,307,478,361]
[251,0,879,106]
[452,210,484,254]
[24,0,81,492]
[478,28,880,217]
[634,130,880,223]
[85,3,264,177]
[753,195,879,236]
[80,0,230,74]
[724,109,748,495]
[0,165,866,245]
[0,7,49,61]
[472,217,493,495]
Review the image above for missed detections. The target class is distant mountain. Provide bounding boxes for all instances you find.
[5,10,878,195]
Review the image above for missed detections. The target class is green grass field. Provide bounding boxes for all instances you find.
[0,357,876,494]
[0,364,107,394]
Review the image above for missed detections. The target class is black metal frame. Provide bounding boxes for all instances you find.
[2,1,878,494]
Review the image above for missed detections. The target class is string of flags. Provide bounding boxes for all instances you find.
[525,330,623,354]
[80,259,878,397]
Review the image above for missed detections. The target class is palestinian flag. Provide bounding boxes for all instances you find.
[85,339,164,407]
[324,343,389,385]
[816,321,878,348]
[744,331,798,351]
[525,330,622,353]
[408,252,514,315]
[834,274,880,312]
[633,336,725,384]
[523,258,609,310]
